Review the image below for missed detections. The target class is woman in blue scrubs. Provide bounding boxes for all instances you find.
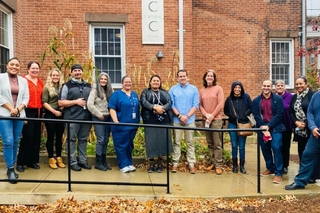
[108,76,140,173]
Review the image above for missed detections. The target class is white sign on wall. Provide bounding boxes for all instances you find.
[142,0,164,44]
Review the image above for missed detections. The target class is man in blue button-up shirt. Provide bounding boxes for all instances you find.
[169,69,199,174]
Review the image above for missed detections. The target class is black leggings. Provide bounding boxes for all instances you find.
[44,111,64,158]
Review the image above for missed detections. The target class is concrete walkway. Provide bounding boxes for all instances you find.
[0,142,319,205]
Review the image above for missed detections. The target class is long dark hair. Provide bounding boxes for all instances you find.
[148,74,162,90]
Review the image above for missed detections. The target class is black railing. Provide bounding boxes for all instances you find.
[0,116,265,194]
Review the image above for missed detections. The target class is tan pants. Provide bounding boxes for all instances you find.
[204,120,223,167]
[172,122,196,165]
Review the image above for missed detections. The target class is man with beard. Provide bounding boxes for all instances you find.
[58,64,92,171]
[252,80,285,184]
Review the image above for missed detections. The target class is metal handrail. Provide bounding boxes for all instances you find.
[0,116,265,194]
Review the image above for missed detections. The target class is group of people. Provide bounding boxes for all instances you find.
[252,77,320,186]
[0,58,69,184]
[1,58,320,189]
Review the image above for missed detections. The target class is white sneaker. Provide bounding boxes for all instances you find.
[128,165,136,172]
[120,166,131,173]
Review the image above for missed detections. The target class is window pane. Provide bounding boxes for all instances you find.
[0,46,9,73]
[93,26,123,84]
[272,64,289,85]
[271,41,291,86]
[94,28,101,41]
[95,42,101,55]
[94,57,121,84]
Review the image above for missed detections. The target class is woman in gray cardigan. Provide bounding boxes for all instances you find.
[87,72,113,171]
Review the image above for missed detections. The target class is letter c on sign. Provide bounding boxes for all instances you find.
[148,1,157,12]
[149,21,158,32]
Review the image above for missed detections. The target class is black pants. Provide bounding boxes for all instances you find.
[44,111,64,158]
[17,108,42,166]
[282,130,292,168]
[297,135,309,160]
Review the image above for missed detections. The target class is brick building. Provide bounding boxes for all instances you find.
[1,0,301,97]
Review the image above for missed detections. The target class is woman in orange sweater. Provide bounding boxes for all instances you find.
[199,69,225,175]
[16,61,44,172]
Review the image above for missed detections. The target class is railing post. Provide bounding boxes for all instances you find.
[67,122,72,192]
[166,127,170,194]
[257,133,261,193]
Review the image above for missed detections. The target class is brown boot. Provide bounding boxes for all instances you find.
[55,157,66,168]
[205,164,215,171]
[215,167,223,175]
[49,158,58,169]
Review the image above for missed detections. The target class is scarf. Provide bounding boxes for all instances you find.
[293,88,309,137]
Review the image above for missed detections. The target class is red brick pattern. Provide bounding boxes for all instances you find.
[13,0,301,98]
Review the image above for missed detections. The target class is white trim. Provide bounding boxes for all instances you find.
[269,38,294,89]
[89,23,125,89]
[0,4,13,58]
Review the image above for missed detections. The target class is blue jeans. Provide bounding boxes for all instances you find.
[0,119,24,168]
[258,131,283,176]
[92,115,111,155]
[228,122,247,159]
[295,136,320,186]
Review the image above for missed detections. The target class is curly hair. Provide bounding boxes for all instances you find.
[45,68,64,97]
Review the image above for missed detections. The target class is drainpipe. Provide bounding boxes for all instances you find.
[178,0,184,69]
[302,0,306,76]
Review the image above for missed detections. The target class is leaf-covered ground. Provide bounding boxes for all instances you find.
[1,195,320,212]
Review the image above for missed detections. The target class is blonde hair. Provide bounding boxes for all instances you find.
[45,68,64,97]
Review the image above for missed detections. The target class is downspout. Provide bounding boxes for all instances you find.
[302,0,306,76]
[179,0,184,69]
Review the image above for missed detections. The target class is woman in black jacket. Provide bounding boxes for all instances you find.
[224,81,252,174]
[290,76,320,183]
[140,75,172,173]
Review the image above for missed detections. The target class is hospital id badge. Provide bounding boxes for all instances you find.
[132,112,136,119]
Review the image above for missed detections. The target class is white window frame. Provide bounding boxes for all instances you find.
[0,4,13,73]
[89,23,126,88]
[270,39,294,89]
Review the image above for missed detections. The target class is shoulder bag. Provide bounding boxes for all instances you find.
[231,100,253,136]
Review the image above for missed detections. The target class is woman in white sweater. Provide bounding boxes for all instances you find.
[87,72,113,171]
[0,57,29,183]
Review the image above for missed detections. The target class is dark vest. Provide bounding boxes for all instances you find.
[62,80,92,120]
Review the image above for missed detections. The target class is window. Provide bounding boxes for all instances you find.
[270,39,294,88]
[310,53,315,64]
[0,5,13,73]
[90,24,125,87]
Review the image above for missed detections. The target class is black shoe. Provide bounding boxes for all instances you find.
[27,164,40,169]
[7,168,17,184]
[285,182,305,190]
[156,166,163,173]
[78,162,92,170]
[95,163,107,171]
[16,165,25,172]
[308,178,316,184]
[105,164,112,170]
[7,170,19,178]
[283,167,288,174]
[70,164,82,171]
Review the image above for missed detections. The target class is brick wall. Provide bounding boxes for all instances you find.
[13,0,301,99]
